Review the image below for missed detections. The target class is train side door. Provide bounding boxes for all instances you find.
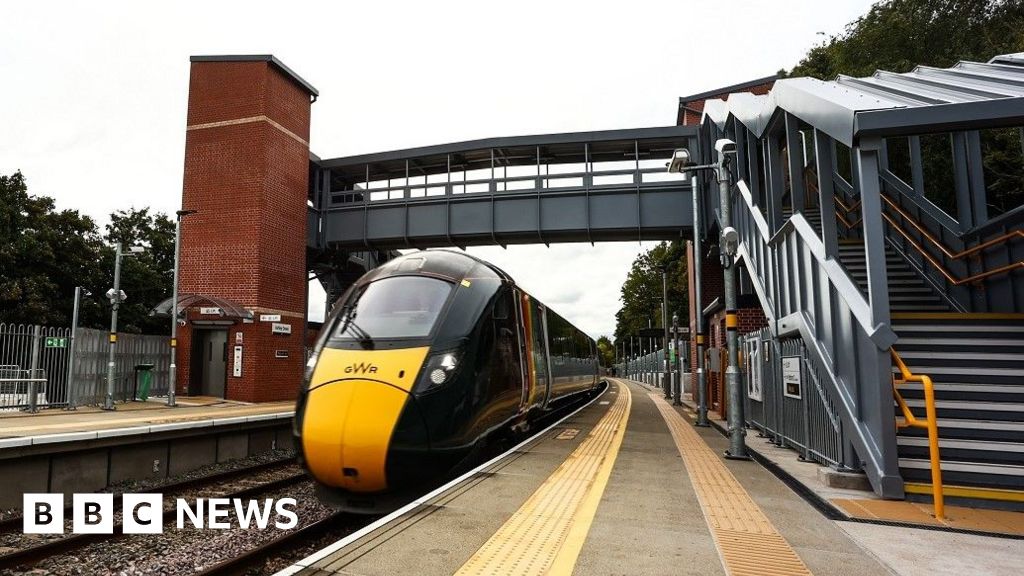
[538,303,554,409]
[513,288,531,412]
[523,297,551,410]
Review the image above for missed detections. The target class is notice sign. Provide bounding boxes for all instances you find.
[271,323,292,335]
[747,339,762,402]
[232,346,243,377]
[44,337,68,348]
[199,307,221,315]
[782,356,802,399]
[260,314,281,322]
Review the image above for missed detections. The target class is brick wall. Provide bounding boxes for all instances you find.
[177,57,314,403]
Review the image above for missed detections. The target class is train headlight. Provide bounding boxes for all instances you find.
[416,349,463,393]
[302,352,319,388]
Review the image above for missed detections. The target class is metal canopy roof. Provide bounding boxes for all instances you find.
[702,53,1024,147]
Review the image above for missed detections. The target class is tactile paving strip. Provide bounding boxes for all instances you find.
[651,394,813,576]
[454,383,631,576]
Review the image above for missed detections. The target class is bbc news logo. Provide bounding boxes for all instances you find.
[24,494,298,534]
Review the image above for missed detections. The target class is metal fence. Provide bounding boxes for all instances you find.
[0,323,169,411]
[742,328,848,469]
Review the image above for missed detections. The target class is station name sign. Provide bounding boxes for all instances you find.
[23,494,298,533]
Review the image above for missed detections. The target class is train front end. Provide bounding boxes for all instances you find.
[294,252,498,510]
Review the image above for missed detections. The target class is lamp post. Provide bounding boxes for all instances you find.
[104,243,144,410]
[660,264,671,399]
[667,140,747,457]
[168,209,197,407]
[672,312,682,405]
[692,174,709,426]
[713,140,749,460]
[64,286,89,410]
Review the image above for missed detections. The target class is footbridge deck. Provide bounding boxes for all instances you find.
[307,126,698,250]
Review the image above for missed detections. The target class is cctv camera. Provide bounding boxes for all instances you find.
[715,139,737,155]
[666,148,692,174]
[721,226,739,258]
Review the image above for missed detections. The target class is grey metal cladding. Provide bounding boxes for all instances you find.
[701,54,1024,147]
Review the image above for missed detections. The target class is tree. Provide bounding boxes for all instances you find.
[784,0,1024,220]
[0,171,105,326]
[596,335,615,367]
[0,171,176,333]
[103,208,176,334]
[785,0,1024,81]
[613,241,689,347]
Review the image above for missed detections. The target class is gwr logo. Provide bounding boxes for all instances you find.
[344,362,378,374]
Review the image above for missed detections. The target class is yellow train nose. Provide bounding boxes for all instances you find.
[300,347,430,492]
[301,379,408,491]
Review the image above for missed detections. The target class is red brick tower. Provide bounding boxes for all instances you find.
[176,55,317,402]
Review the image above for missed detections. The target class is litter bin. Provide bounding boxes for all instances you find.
[133,363,155,401]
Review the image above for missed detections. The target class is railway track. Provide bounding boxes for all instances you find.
[0,457,295,533]
[0,460,305,571]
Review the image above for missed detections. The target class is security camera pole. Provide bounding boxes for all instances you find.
[660,264,671,399]
[104,243,125,411]
[715,139,750,460]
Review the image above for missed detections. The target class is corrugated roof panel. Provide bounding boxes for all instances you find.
[702,52,1024,144]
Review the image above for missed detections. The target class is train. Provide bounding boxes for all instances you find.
[293,249,601,511]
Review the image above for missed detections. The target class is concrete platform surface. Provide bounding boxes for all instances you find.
[0,398,294,440]
[680,394,1024,538]
[275,378,1024,576]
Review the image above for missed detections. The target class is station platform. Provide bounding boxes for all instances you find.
[0,397,293,446]
[279,378,1020,576]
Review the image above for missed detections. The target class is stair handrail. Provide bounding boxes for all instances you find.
[891,348,945,520]
[882,212,1024,285]
[881,195,1024,285]
[829,190,1022,285]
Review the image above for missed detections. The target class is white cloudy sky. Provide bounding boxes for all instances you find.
[0,0,875,338]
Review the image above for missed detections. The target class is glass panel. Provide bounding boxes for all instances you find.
[886,137,912,187]
[335,276,453,340]
[980,127,1024,217]
[920,133,957,219]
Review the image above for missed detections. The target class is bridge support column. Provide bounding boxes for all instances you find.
[177,55,317,402]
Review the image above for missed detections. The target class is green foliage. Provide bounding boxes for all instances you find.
[785,0,1024,80]
[0,171,175,333]
[613,241,688,346]
[784,0,1024,224]
[596,335,615,367]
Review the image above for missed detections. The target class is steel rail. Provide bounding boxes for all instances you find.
[193,511,351,576]
[0,468,306,569]
[0,457,296,532]
[891,349,944,520]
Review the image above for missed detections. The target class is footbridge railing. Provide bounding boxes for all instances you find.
[308,127,697,250]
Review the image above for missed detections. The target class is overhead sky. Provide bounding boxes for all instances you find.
[1,0,875,338]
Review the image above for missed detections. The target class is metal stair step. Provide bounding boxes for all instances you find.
[896,337,1024,347]
[899,458,1024,490]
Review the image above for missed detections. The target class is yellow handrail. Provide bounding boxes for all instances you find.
[891,349,944,520]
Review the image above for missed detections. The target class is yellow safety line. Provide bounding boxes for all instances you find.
[455,381,631,576]
[905,482,1024,503]
[651,393,813,576]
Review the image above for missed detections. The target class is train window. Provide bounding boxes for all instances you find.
[493,290,511,320]
[335,276,453,339]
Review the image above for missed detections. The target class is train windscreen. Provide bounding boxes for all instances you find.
[335,276,453,339]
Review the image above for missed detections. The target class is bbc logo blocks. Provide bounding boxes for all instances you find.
[24,493,162,534]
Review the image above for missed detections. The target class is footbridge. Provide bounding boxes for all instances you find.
[306,126,697,250]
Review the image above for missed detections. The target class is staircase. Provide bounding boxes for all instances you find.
[892,314,1024,497]
[836,240,950,312]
